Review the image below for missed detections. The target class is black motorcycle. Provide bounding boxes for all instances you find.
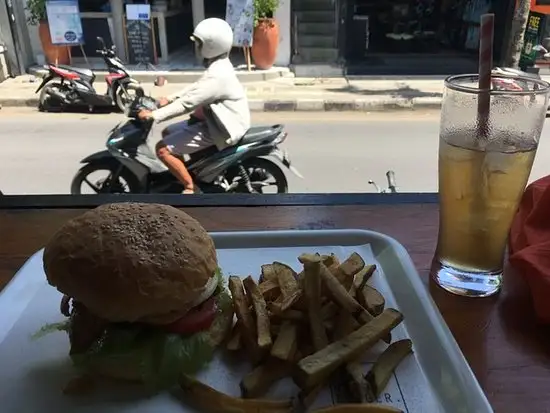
[36,37,142,113]
[70,94,302,194]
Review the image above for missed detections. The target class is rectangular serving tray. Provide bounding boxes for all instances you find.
[0,229,492,413]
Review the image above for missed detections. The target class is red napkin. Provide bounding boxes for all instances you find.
[509,174,550,323]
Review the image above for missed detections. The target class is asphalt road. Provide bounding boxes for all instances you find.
[1,109,550,195]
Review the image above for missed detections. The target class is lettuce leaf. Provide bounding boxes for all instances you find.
[31,321,71,340]
[33,268,230,391]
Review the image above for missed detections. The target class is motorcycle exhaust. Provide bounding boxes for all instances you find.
[47,88,70,103]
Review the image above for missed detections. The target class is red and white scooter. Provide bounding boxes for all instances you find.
[35,37,143,113]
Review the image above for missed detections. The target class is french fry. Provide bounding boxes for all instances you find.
[299,254,388,342]
[333,252,366,289]
[317,262,365,314]
[358,285,386,317]
[274,262,300,298]
[270,323,281,337]
[228,276,261,362]
[180,374,292,413]
[321,253,341,273]
[270,289,303,314]
[275,309,307,322]
[241,358,292,399]
[271,321,298,361]
[294,309,404,389]
[350,265,377,297]
[259,279,281,302]
[311,405,402,413]
[243,276,272,350]
[313,261,375,327]
[218,253,412,413]
[261,264,279,283]
[226,321,242,351]
[333,310,361,340]
[365,339,413,402]
[297,254,339,282]
[303,256,329,351]
[321,302,339,320]
[345,361,369,403]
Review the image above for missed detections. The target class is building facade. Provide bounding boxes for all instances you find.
[292,0,516,75]
[18,0,291,70]
[523,0,550,67]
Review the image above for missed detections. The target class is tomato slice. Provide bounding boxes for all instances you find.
[162,297,217,335]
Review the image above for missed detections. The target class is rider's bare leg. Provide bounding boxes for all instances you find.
[155,141,194,192]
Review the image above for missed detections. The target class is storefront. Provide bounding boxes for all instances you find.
[524,0,550,67]
[24,0,291,69]
[344,0,512,75]
[69,0,229,66]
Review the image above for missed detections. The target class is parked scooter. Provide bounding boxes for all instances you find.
[70,92,303,194]
[35,37,142,113]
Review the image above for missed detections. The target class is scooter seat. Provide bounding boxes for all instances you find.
[241,124,283,144]
[56,65,94,79]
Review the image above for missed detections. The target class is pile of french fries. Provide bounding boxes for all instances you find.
[180,252,413,413]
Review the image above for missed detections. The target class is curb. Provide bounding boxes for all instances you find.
[0,97,443,111]
[248,97,442,112]
[27,66,293,84]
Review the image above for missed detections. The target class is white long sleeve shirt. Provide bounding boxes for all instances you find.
[151,58,251,150]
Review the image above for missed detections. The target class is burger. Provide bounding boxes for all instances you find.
[37,203,233,390]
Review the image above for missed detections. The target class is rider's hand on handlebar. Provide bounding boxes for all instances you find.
[137,109,153,121]
[158,97,170,107]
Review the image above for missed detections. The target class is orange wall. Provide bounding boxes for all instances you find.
[531,0,550,14]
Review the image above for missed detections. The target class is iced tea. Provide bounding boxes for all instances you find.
[437,138,536,272]
[433,74,549,297]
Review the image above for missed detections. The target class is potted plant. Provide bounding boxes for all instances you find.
[27,0,70,64]
[251,0,280,70]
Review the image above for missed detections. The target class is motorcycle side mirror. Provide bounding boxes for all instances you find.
[96,36,106,48]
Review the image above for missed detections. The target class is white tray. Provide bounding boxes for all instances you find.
[0,229,493,413]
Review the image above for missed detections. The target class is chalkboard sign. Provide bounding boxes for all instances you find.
[126,19,155,64]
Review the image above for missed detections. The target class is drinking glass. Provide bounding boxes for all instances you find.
[433,74,550,297]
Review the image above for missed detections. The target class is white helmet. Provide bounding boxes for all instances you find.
[192,18,234,59]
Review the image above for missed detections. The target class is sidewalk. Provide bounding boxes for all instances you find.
[9,74,550,112]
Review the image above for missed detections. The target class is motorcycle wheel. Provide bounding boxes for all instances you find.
[227,158,288,194]
[38,82,68,112]
[70,162,142,194]
[114,83,141,112]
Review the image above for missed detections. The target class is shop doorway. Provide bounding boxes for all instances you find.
[343,0,506,75]
[160,0,245,68]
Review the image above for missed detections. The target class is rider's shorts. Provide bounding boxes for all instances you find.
[161,120,214,155]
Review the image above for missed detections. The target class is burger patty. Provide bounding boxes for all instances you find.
[64,294,219,355]
[68,301,109,355]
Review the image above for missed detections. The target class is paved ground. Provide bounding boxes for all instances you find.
[0,76,445,111]
[1,109,550,195]
[4,74,550,111]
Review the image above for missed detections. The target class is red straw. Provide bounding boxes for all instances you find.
[477,14,494,139]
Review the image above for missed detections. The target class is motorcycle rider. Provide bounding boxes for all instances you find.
[137,18,250,194]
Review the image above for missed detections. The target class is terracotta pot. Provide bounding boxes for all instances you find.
[38,21,70,65]
[251,18,279,70]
